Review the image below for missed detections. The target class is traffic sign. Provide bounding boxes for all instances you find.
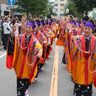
[8,0,16,5]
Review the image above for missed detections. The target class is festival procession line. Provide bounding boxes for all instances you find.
[49,46,59,96]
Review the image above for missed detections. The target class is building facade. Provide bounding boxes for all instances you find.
[0,0,10,16]
[53,0,68,17]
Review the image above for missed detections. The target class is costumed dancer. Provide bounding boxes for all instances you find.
[6,22,42,96]
[40,20,51,59]
[71,21,96,96]
[56,19,66,46]
[33,20,47,77]
[44,19,55,58]
[56,18,68,64]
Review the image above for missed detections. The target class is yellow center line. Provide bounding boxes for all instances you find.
[49,46,59,96]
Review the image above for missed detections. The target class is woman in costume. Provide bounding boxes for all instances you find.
[33,20,48,77]
[6,22,42,96]
[71,21,96,96]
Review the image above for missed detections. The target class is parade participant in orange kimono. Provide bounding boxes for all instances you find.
[44,19,55,58]
[33,20,47,73]
[56,19,66,46]
[37,20,49,59]
[44,20,53,41]
[51,19,59,38]
[6,22,42,96]
[48,19,58,41]
[56,18,69,65]
[69,20,78,36]
[63,20,77,72]
[39,20,51,59]
[45,19,55,46]
[71,21,96,96]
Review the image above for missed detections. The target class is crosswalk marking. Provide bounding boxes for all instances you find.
[49,46,59,96]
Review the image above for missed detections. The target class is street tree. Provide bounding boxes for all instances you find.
[15,0,49,18]
[71,0,96,15]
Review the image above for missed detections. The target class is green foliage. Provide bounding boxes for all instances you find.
[47,3,55,18]
[66,0,96,18]
[15,0,49,17]
[71,0,96,15]
[66,0,82,18]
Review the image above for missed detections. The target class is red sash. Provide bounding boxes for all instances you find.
[81,35,95,85]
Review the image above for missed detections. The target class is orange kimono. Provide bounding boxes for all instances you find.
[6,33,42,83]
[71,34,96,86]
[56,21,66,46]
[42,27,53,58]
[64,29,72,72]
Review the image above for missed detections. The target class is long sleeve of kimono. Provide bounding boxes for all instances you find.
[41,32,47,44]
[6,35,15,69]
[35,38,43,58]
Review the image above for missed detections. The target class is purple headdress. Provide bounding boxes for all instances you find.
[85,21,95,30]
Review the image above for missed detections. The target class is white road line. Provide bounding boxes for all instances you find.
[49,46,59,96]
[0,52,6,59]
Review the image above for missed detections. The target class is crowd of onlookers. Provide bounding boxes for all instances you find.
[0,15,23,50]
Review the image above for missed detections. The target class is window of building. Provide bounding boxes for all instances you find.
[55,4,58,6]
[60,4,64,6]
[55,9,58,11]
[60,13,64,16]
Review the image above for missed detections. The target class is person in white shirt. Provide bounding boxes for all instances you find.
[3,17,12,50]
[10,18,22,36]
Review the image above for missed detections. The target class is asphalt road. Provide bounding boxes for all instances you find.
[0,44,96,96]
